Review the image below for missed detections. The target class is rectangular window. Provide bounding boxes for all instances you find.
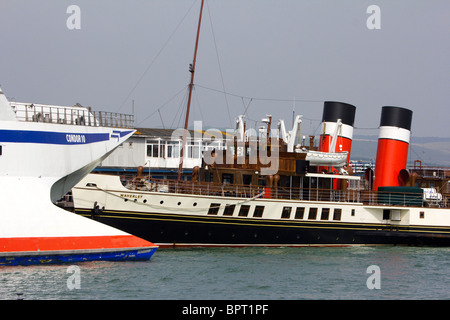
[253,206,265,218]
[320,208,330,220]
[308,208,318,220]
[238,205,250,217]
[207,203,221,215]
[146,145,153,157]
[295,207,305,219]
[223,204,235,216]
[167,141,180,158]
[333,208,342,221]
[281,206,292,219]
[383,209,390,220]
[152,144,159,157]
[351,209,356,216]
[0,145,2,156]
[243,174,252,185]
[420,211,425,219]
[188,141,200,159]
[159,141,165,158]
[222,173,234,184]
[146,140,159,157]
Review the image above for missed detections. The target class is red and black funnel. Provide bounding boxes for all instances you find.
[373,106,413,190]
[318,101,356,165]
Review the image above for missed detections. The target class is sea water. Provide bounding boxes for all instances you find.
[0,246,449,300]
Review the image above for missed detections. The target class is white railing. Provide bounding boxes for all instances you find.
[121,177,450,208]
[10,102,134,128]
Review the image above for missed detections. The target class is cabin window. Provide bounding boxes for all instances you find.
[222,173,234,184]
[351,209,356,216]
[320,208,330,220]
[281,207,292,219]
[383,209,390,220]
[308,208,318,220]
[167,141,180,158]
[294,207,305,219]
[253,206,265,218]
[238,205,250,217]
[146,140,164,158]
[208,203,221,215]
[148,141,158,157]
[333,208,342,221]
[243,174,252,185]
[420,211,425,219]
[223,204,235,216]
[187,141,200,159]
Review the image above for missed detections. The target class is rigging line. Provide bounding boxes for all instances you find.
[158,109,165,129]
[169,87,188,129]
[136,86,187,127]
[175,87,191,129]
[242,98,253,116]
[192,86,205,122]
[205,0,232,127]
[195,84,324,103]
[116,0,199,112]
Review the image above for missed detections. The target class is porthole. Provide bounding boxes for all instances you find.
[177,202,181,206]
[193,202,197,206]
[124,199,128,202]
[143,199,147,203]
[160,200,164,205]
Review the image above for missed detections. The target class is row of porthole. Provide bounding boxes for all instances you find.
[123,198,198,207]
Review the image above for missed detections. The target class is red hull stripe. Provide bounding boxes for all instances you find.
[0,235,157,253]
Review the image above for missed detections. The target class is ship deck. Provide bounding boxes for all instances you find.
[120,175,450,209]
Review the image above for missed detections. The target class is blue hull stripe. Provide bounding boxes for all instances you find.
[0,129,132,145]
[0,248,157,266]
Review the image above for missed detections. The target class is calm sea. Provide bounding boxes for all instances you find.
[1,246,449,301]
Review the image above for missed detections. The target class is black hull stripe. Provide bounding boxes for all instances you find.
[76,209,450,234]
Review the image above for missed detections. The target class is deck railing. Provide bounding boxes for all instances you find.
[122,177,450,208]
[11,102,134,128]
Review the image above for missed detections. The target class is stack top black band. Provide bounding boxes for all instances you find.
[380,106,413,131]
[322,101,356,126]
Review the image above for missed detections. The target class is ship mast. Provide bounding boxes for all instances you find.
[178,0,205,181]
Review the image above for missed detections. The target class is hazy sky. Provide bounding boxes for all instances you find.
[1,0,449,137]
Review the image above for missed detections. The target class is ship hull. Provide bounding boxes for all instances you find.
[72,174,450,248]
[75,208,450,248]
